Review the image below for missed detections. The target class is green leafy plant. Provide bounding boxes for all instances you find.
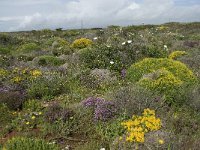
[17,43,40,53]
[126,58,196,83]
[27,73,69,99]
[4,137,61,150]
[37,55,65,66]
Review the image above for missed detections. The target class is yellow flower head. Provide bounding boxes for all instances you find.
[31,116,36,120]
[26,122,30,125]
[30,69,42,77]
[158,139,165,144]
[12,76,22,83]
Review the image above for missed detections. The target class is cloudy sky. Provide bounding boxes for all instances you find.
[0,0,200,31]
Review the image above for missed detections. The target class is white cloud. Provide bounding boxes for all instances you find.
[0,0,200,31]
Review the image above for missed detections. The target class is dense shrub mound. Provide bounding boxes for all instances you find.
[71,38,93,49]
[17,43,40,53]
[37,55,65,66]
[127,58,196,104]
[51,37,72,56]
[126,58,196,83]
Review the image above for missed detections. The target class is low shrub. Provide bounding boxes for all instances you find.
[37,55,65,66]
[71,38,93,49]
[17,43,40,53]
[27,73,69,99]
[141,44,167,58]
[0,46,10,55]
[126,58,196,83]
[109,85,159,116]
[169,50,187,59]
[51,37,72,56]
[0,104,14,128]
[44,103,74,123]
[126,58,196,104]
[4,137,61,150]
[0,91,25,110]
[82,97,117,121]
[138,68,183,94]
[78,45,125,71]
[121,108,161,143]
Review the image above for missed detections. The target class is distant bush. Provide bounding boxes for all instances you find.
[17,43,40,53]
[71,38,93,49]
[37,55,65,66]
[0,33,21,45]
[4,137,61,150]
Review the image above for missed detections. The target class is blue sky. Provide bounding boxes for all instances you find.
[0,0,200,31]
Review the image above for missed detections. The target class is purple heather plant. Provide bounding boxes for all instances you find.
[121,69,126,78]
[82,97,117,121]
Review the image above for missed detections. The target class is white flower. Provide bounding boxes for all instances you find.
[110,61,114,64]
[122,42,126,45]
[127,40,132,44]
[100,148,105,150]
[164,45,168,49]
[106,45,111,48]
[93,37,98,40]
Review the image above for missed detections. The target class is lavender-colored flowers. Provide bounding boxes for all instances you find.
[82,97,117,121]
[121,69,126,78]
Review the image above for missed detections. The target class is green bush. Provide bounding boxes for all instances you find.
[126,58,196,104]
[23,99,42,112]
[126,58,196,83]
[142,44,167,58]
[37,55,65,66]
[27,73,69,99]
[0,104,13,128]
[78,45,124,71]
[4,137,61,150]
[17,43,40,53]
[0,46,10,55]
[0,33,21,45]
[138,68,183,93]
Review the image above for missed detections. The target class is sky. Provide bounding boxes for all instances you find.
[0,0,200,32]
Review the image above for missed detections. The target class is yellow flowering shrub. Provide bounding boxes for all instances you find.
[121,108,161,143]
[8,68,43,83]
[71,38,93,49]
[30,69,42,77]
[11,76,23,83]
[126,58,196,84]
[168,51,187,59]
[138,68,183,93]
[0,68,8,77]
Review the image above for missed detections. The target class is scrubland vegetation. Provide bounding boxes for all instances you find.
[0,22,200,150]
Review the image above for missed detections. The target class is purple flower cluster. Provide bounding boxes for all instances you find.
[82,97,117,121]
